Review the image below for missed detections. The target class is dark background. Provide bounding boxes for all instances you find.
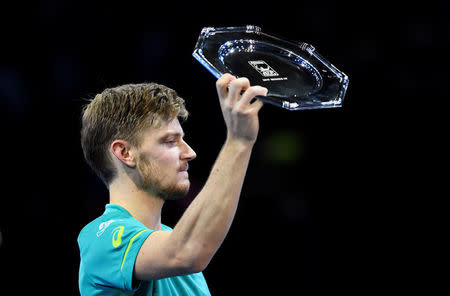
[0,0,447,295]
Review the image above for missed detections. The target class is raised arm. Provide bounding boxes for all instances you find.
[134,74,267,280]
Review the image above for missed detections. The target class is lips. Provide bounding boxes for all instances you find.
[179,163,189,172]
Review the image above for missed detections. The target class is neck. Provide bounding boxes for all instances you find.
[109,177,164,231]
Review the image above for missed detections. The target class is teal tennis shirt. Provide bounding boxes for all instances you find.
[78,204,211,295]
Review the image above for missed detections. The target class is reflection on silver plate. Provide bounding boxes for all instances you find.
[193,25,349,111]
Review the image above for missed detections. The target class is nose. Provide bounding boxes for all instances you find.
[181,140,197,161]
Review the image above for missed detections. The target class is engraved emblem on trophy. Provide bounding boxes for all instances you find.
[248,60,280,77]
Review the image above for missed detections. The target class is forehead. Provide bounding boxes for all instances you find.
[146,117,184,138]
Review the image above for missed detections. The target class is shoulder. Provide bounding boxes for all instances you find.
[78,209,150,251]
[78,207,153,291]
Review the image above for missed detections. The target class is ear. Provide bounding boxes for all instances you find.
[111,140,136,168]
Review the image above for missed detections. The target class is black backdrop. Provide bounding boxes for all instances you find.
[0,0,447,295]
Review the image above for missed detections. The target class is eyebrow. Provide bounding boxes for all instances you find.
[160,131,185,140]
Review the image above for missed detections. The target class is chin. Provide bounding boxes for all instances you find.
[161,189,188,201]
[160,182,190,201]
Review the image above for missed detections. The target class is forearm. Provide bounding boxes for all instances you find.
[160,75,265,273]
[170,137,253,270]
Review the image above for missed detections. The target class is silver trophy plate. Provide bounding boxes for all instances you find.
[193,25,349,110]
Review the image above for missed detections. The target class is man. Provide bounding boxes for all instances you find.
[78,73,268,295]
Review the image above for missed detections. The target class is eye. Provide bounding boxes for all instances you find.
[165,139,178,146]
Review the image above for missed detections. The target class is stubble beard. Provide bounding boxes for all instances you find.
[136,153,190,201]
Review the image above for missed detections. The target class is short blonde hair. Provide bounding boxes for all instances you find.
[80,83,188,186]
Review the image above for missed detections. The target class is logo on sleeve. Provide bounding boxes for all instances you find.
[112,226,124,248]
[97,220,116,237]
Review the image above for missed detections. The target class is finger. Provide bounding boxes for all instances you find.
[249,99,264,113]
[228,77,250,104]
[237,86,268,107]
[216,73,236,100]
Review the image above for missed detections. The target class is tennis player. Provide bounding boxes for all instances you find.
[78,74,267,295]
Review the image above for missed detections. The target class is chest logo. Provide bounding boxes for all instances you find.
[112,226,124,248]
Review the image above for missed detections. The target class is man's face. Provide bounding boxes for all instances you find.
[135,118,196,200]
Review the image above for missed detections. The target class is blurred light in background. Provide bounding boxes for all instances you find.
[261,129,305,165]
[0,67,29,115]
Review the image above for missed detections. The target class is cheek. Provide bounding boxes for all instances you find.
[157,149,180,167]
[146,156,178,176]
[138,146,180,172]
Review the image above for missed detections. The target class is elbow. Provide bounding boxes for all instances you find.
[192,257,211,273]
[184,252,211,274]
[189,261,207,274]
[172,258,206,275]
[176,244,212,274]
[190,243,216,273]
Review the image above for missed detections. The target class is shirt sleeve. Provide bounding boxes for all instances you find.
[84,218,152,291]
